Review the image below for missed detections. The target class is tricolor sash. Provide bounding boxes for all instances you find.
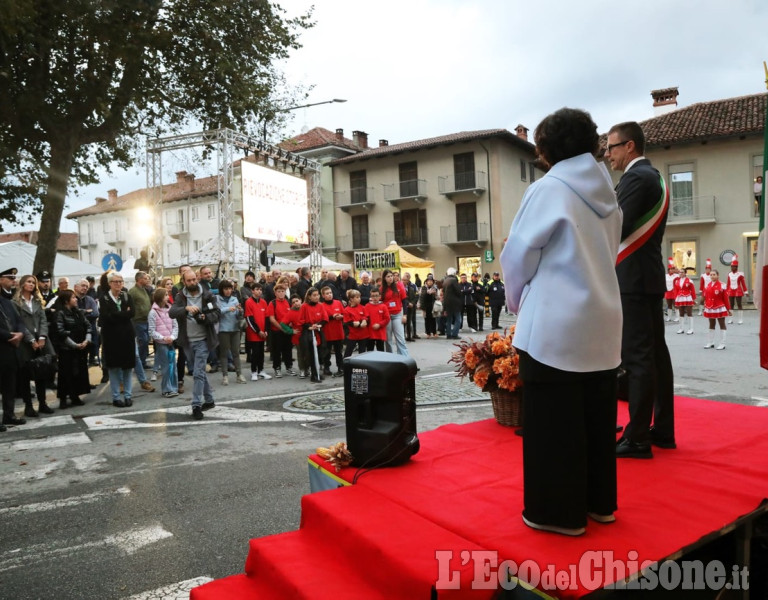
[616,174,669,265]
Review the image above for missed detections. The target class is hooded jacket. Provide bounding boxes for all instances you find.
[500,152,622,372]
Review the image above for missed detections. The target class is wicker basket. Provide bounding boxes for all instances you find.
[490,389,523,427]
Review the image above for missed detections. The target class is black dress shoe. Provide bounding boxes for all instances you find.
[38,403,54,414]
[201,401,215,411]
[70,397,85,407]
[616,425,624,433]
[649,427,677,449]
[112,400,126,408]
[24,405,39,418]
[3,415,26,426]
[616,438,653,459]
[125,398,133,407]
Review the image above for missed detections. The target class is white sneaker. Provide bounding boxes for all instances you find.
[673,317,680,322]
[150,372,157,382]
[716,343,726,350]
[251,371,259,381]
[676,328,684,334]
[299,370,307,379]
[704,342,714,349]
[259,371,272,380]
[522,515,585,536]
[738,319,743,324]
[274,368,282,379]
[222,375,228,386]
[286,368,297,376]
[469,328,477,333]
[686,330,693,335]
[727,318,733,324]
[665,316,670,322]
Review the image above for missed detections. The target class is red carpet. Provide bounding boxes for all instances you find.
[191,397,768,599]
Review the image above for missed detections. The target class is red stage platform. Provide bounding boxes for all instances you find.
[191,397,768,599]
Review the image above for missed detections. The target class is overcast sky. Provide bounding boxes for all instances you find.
[36,0,768,234]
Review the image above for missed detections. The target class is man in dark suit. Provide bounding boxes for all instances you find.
[0,267,28,429]
[606,121,675,459]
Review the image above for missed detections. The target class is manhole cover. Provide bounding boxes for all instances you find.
[285,394,344,412]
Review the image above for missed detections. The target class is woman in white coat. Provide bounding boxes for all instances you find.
[500,108,623,536]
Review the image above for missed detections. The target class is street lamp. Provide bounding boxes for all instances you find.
[262,98,347,140]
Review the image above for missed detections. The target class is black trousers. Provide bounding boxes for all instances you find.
[324,339,343,370]
[248,340,265,373]
[620,293,675,443]
[491,306,502,328]
[405,306,417,338]
[344,338,367,358]
[367,339,385,351]
[465,305,477,330]
[476,306,484,330]
[519,352,618,529]
[270,331,293,370]
[1,366,18,420]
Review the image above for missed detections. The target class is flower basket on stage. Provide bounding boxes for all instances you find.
[489,388,523,427]
[449,327,523,427]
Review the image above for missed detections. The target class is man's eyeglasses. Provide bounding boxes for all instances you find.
[606,140,629,153]
[110,280,124,284]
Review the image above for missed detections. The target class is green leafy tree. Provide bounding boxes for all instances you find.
[0,0,312,273]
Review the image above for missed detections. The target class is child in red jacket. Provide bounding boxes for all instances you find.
[702,269,731,350]
[244,283,270,380]
[365,288,389,351]
[281,294,307,377]
[321,285,344,377]
[299,287,328,383]
[343,289,369,358]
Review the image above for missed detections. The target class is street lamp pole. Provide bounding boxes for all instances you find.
[262,98,347,140]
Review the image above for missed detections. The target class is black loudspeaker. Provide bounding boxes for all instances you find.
[343,351,420,468]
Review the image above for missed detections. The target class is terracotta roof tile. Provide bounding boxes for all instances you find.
[279,127,359,152]
[641,92,767,147]
[66,174,218,219]
[328,129,535,166]
[0,231,78,252]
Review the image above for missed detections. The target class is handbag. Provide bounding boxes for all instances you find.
[432,300,443,317]
[28,352,56,381]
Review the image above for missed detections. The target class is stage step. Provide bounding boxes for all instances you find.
[190,574,266,600]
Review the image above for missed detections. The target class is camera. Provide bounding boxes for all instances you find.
[192,302,215,324]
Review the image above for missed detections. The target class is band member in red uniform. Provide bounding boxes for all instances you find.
[674,268,696,335]
[698,258,712,316]
[726,256,748,324]
[702,269,730,350]
[664,257,679,322]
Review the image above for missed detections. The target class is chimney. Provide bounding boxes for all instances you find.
[352,130,369,149]
[379,139,388,147]
[175,170,188,184]
[514,124,529,142]
[95,197,107,204]
[335,128,344,142]
[184,173,195,192]
[651,87,679,116]
[106,189,118,202]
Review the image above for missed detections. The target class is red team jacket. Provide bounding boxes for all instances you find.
[344,304,369,341]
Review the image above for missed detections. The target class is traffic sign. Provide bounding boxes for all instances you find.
[102,253,123,272]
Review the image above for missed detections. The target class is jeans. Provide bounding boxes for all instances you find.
[218,330,242,376]
[108,368,133,401]
[134,345,147,384]
[188,339,213,408]
[387,312,409,356]
[448,311,462,338]
[154,343,177,394]
[134,322,149,366]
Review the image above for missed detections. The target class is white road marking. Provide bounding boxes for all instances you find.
[2,431,91,451]
[8,415,75,430]
[0,525,173,573]
[83,407,320,430]
[71,454,107,472]
[125,577,214,600]
[0,487,130,516]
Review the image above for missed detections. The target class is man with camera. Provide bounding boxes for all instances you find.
[169,269,221,420]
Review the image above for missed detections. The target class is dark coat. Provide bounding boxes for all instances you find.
[168,285,221,355]
[295,277,313,302]
[358,283,373,305]
[99,291,136,369]
[487,278,506,307]
[419,283,439,313]
[54,306,90,352]
[615,159,667,295]
[0,296,26,369]
[441,274,462,314]
[14,296,55,363]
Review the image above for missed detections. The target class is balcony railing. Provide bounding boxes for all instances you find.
[79,232,96,247]
[667,195,716,224]
[337,232,377,252]
[438,171,488,198]
[334,187,376,212]
[385,228,429,248]
[103,230,125,244]
[440,222,489,246]
[167,222,189,237]
[382,179,427,204]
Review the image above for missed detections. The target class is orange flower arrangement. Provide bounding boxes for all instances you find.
[449,327,522,393]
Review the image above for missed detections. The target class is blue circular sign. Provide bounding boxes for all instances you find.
[102,253,123,272]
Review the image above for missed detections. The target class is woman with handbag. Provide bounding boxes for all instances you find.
[13,274,55,416]
[53,290,92,409]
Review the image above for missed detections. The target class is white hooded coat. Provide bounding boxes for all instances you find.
[500,152,623,372]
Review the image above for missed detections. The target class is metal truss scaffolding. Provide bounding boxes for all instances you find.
[145,128,322,278]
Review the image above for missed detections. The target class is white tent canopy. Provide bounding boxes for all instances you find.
[0,240,102,280]
[167,235,297,273]
[276,252,351,273]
